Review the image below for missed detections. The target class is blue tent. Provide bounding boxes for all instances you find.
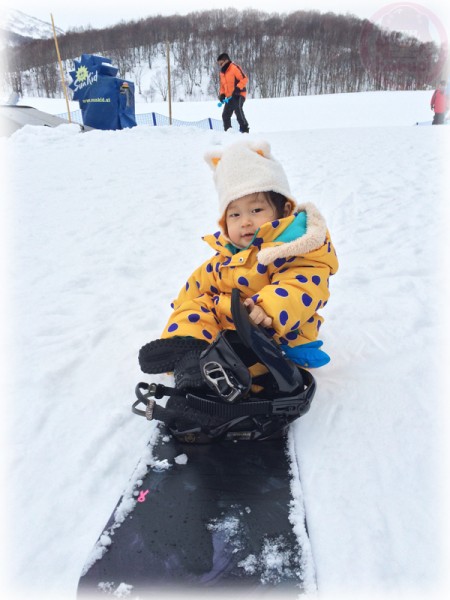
[69,54,137,130]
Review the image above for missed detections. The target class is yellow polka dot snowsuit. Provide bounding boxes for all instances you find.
[161,202,338,363]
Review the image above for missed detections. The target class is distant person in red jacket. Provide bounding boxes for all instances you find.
[430,80,448,125]
[217,53,250,133]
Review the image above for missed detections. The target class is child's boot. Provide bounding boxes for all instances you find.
[138,338,209,374]
[174,349,205,390]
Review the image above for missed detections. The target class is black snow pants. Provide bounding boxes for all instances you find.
[222,96,249,133]
[432,113,446,125]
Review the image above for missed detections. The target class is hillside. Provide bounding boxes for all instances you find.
[2,8,446,102]
[0,9,64,47]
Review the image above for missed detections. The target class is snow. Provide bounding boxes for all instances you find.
[14,89,443,131]
[237,534,303,585]
[0,8,64,42]
[174,453,188,465]
[1,89,449,600]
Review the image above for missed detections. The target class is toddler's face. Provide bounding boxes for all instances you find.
[225,192,277,248]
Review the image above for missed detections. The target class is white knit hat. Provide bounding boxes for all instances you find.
[204,139,296,218]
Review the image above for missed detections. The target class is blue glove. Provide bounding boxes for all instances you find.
[217,96,231,107]
[280,340,331,368]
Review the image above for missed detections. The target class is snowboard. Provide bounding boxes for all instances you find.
[77,425,314,598]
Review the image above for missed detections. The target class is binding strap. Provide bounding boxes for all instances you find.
[132,379,314,423]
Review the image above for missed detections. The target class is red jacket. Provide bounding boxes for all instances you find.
[431,89,448,113]
[219,62,248,99]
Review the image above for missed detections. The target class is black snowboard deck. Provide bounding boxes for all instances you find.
[78,427,309,597]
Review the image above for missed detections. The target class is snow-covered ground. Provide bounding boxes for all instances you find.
[1,90,449,600]
[0,8,64,46]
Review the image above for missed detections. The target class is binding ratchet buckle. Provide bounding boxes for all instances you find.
[202,360,245,403]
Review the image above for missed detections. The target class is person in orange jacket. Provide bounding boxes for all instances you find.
[217,52,250,133]
[139,140,338,388]
[430,80,448,125]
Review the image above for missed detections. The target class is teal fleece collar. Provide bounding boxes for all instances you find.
[226,211,307,254]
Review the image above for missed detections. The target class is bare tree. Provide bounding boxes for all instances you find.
[2,8,445,100]
[152,71,169,101]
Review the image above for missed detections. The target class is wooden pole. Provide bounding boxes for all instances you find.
[50,13,72,123]
[166,40,172,125]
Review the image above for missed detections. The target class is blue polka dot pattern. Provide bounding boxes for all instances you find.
[202,329,213,340]
[291,320,300,330]
[296,275,308,283]
[206,263,213,273]
[275,288,288,297]
[274,258,286,268]
[312,275,321,285]
[302,293,313,307]
[253,237,263,248]
[280,310,289,325]
[188,314,200,322]
[271,220,280,228]
[286,331,298,340]
[238,276,249,286]
[168,323,179,332]
[200,306,210,313]
[210,285,219,293]
[257,263,268,274]
[252,294,260,303]
[185,282,189,291]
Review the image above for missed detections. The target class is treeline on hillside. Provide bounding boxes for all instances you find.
[2,8,446,99]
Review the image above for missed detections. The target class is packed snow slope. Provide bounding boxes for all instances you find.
[2,90,449,600]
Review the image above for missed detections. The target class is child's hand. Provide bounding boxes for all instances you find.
[243,298,273,327]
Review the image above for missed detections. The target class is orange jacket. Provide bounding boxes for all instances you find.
[219,62,248,99]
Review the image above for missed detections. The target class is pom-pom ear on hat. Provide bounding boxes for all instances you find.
[204,149,223,170]
[204,139,296,220]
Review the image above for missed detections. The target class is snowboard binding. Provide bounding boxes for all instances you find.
[132,289,316,443]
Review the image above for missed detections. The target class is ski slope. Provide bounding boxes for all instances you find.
[1,90,449,600]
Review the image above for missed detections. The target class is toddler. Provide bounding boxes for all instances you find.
[139,139,338,386]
